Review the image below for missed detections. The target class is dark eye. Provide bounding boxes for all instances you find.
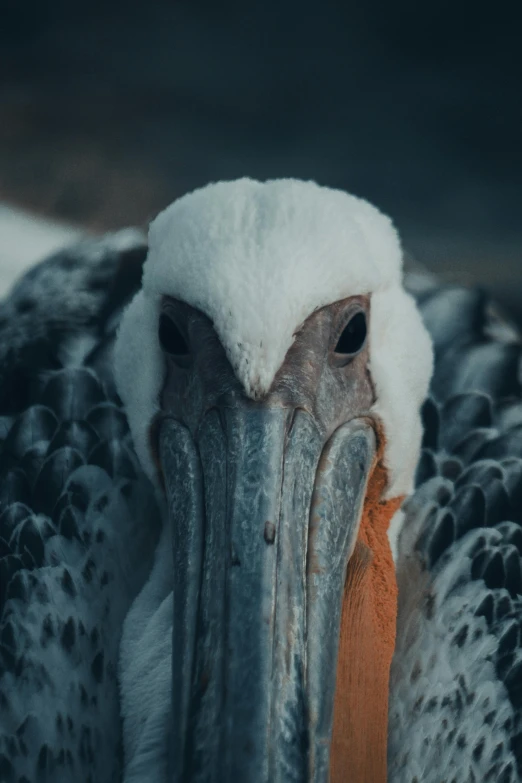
[158,313,190,365]
[334,311,367,356]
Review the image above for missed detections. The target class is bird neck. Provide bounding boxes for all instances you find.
[330,463,402,782]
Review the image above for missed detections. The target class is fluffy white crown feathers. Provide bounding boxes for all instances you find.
[115,178,433,498]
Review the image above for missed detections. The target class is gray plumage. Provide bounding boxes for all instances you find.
[0,233,161,782]
[389,277,522,781]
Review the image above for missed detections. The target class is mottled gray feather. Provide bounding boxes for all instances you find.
[389,281,522,782]
[0,233,161,783]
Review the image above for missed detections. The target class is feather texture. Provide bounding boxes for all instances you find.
[0,233,162,782]
[389,280,522,782]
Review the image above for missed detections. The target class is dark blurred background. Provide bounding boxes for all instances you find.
[1,1,521,321]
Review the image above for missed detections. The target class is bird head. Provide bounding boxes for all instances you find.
[114,178,433,781]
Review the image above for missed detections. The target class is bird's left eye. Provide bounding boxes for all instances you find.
[334,311,367,356]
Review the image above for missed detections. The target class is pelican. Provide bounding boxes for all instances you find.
[0,178,520,783]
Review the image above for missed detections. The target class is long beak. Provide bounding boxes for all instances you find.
[160,404,376,783]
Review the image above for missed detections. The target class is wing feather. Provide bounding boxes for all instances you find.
[390,280,522,782]
[0,233,162,782]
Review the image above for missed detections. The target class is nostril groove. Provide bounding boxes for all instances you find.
[264,521,276,545]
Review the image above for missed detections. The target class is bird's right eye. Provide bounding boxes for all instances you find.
[158,313,191,366]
